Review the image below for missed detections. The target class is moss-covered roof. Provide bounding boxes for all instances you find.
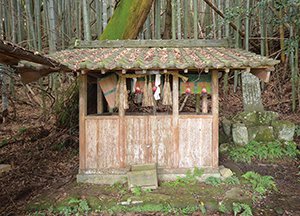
[49,40,279,72]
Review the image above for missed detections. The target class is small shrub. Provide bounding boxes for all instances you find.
[242,171,277,196]
[57,198,91,216]
[205,176,222,186]
[163,167,204,187]
[225,176,240,185]
[228,140,299,163]
[218,202,230,214]
[232,202,253,216]
[131,186,142,196]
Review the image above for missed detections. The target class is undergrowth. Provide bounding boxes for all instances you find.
[228,140,299,163]
[163,167,204,187]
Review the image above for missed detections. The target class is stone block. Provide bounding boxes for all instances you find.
[272,120,295,141]
[128,163,158,189]
[219,166,233,178]
[248,126,274,142]
[0,164,12,174]
[222,118,232,137]
[257,111,279,125]
[232,124,249,145]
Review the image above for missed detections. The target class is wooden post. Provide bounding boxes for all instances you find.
[79,73,87,170]
[172,72,179,167]
[119,75,125,167]
[196,94,200,113]
[97,78,104,114]
[211,70,219,168]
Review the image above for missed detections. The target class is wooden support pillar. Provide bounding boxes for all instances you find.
[211,70,219,168]
[119,75,125,167]
[172,71,179,167]
[97,78,104,114]
[79,73,87,170]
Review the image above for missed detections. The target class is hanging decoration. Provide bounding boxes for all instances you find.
[180,74,212,95]
[162,74,172,105]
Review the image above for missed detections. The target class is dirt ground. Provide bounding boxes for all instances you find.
[0,71,300,215]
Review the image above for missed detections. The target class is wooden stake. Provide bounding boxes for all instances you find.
[211,70,219,168]
[79,73,87,170]
[97,78,103,114]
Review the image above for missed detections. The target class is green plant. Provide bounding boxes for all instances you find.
[57,198,91,216]
[131,186,142,196]
[228,140,299,164]
[218,202,230,214]
[295,124,300,137]
[199,202,206,215]
[163,167,204,187]
[205,176,222,186]
[232,202,253,216]
[18,127,27,134]
[242,171,277,196]
[225,176,240,185]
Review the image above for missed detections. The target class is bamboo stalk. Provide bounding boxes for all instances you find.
[193,0,198,39]
[176,0,181,39]
[171,0,176,39]
[245,0,250,51]
[82,0,92,41]
[155,0,161,39]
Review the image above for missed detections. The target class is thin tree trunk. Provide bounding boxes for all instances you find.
[25,0,37,49]
[35,0,42,51]
[47,0,57,52]
[82,0,92,41]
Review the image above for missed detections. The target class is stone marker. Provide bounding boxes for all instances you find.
[232,124,249,145]
[127,163,158,190]
[0,164,12,174]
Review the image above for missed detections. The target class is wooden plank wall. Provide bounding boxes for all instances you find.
[84,115,213,170]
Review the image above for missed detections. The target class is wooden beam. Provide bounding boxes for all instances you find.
[79,73,87,170]
[211,70,219,169]
[76,39,231,48]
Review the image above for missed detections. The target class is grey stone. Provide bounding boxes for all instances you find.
[222,118,232,137]
[272,120,295,141]
[248,126,275,142]
[128,163,158,189]
[0,164,11,174]
[232,111,258,126]
[219,166,233,178]
[257,111,279,125]
[224,187,251,203]
[232,124,249,145]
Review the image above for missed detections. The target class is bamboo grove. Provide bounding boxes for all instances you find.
[0,0,299,117]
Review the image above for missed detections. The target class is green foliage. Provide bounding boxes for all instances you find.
[295,124,300,137]
[218,202,230,214]
[163,167,204,187]
[242,171,277,196]
[228,140,299,163]
[0,139,8,147]
[57,198,91,216]
[131,186,142,196]
[225,176,240,185]
[232,202,253,216]
[204,176,222,186]
[18,127,27,134]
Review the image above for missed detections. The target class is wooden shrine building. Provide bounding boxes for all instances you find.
[0,39,279,184]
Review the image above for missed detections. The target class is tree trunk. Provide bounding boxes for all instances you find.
[241,72,264,112]
[99,0,154,40]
